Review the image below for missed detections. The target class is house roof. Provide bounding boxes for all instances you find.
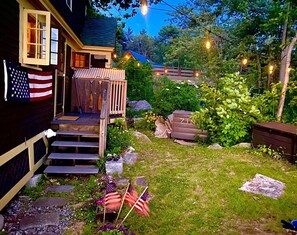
[127,50,163,68]
[73,68,125,80]
[80,17,117,47]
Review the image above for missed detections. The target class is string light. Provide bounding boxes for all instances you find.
[113,53,117,59]
[205,40,211,50]
[242,58,248,66]
[268,65,274,74]
[141,0,148,15]
[164,68,168,73]
[195,72,199,77]
[137,62,140,67]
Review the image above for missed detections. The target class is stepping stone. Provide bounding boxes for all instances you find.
[122,152,138,165]
[174,139,197,146]
[114,178,129,186]
[135,176,148,187]
[45,185,75,193]
[32,197,68,208]
[20,213,59,229]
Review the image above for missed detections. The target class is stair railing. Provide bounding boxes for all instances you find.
[109,80,127,118]
[99,80,110,157]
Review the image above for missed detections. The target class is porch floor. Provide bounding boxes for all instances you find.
[51,113,101,125]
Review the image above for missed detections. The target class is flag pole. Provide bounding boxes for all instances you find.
[117,186,148,228]
[103,204,106,223]
[115,183,130,224]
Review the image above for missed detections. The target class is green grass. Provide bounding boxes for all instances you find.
[118,131,297,234]
[20,131,297,234]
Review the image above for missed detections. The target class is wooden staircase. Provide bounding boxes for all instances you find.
[44,121,101,175]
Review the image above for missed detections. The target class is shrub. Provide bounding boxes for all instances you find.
[191,73,263,147]
[106,119,132,155]
[153,77,200,117]
[133,111,157,130]
[116,59,154,103]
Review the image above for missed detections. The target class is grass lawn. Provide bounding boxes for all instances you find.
[117,131,297,234]
[21,130,297,234]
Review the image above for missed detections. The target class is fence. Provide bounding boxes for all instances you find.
[153,66,199,78]
[109,80,127,117]
[0,132,48,210]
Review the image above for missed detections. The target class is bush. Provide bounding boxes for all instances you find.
[106,119,132,155]
[133,111,157,130]
[153,77,200,117]
[116,59,154,103]
[191,73,263,147]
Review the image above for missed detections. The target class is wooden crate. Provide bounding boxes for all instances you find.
[252,122,297,163]
[171,110,207,141]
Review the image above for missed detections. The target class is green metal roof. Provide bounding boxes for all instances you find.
[80,17,117,47]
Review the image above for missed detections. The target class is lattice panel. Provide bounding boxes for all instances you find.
[34,138,46,164]
[0,150,29,199]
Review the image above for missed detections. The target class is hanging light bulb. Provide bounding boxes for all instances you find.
[137,62,140,67]
[113,53,117,59]
[195,72,199,77]
[141,0,148,15]
[205,40,211,50]
[268,65,274,74]
[242,58,248,66]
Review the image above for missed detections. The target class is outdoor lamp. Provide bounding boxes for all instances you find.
[242,58,248,66]
[205,40,211,50]
[269,65,274,74]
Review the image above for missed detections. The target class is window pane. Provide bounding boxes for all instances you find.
[28,13,36,28]
[27,44,36,58]
[51,41,58,53]
[51,28,58,40]
[51,53,58,65]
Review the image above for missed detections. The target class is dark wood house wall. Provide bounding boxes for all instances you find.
[0,0,53,156]
[49,0,87,36]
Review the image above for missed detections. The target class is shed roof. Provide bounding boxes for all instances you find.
[80,17,117,47]
[73,68,125,80]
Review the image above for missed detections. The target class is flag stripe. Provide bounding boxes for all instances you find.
[28,70,52,102]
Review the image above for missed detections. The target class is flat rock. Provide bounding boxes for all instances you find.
[32,197,68,208]
[20,213,59,230]
[114,178,129,186]
[122,152,138,165]
[26,174,43,188]
[0,214,4,230]
[45,185,75,193]
[207,143,223,150]
[174,139,197,146]
[133,100,152,111]
[133,131,151,143]
[232,142,252,148]
[135,176,148,187]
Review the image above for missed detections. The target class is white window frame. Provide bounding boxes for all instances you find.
[66,0,72,11]
[22,9,51,65]
[50,28,59,65]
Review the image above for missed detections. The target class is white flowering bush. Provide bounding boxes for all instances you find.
[153,77,200,117]
[191,73,263,146]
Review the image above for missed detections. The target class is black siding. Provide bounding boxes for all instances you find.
[0,0,53,156]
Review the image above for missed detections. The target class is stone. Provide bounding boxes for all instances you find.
[0,214,4,230]
[105,157,123,175]
[126,146,135,153]
[133,131,151,143]
[135,176,148,187]
[207,143,223,150]
[154,117,170,138]
[174,139,197,146]
[20,213,59,230]
[32,197,68,208]
[114,178,129,186]
[122,152,138,165]
[26,174,43,188]
[232,142,252,148]
[45,185,75,193]
[133,100,152,111]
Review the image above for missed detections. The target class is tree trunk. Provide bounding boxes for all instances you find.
[279,2,289,83]
[276,30,297,121]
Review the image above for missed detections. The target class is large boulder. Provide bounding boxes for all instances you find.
[132,100,152,111]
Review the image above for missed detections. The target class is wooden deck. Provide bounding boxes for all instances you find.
[51,113,100,126]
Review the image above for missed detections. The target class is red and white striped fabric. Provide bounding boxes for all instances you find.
[104,191,122,210]
[124,184,138,207]
[134,188,150,216]
[28,71,52,102]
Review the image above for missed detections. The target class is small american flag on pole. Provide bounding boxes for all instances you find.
[3,60,52,102]
[104,181,122,211]
[124,184,139,207]
[134,187,150,216]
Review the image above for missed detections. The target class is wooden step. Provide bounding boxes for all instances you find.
[44,165,99,174]
[48,153,99,160]
[56,130,99,138]
[52,141,99,148]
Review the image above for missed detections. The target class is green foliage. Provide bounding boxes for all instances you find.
[257,144,285,161]
[106,121,132,155]
[192,73,263,146]
[153,77,200,117]
[133,111,157,130]
[116,59,154,103]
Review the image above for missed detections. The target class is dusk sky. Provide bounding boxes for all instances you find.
[109,0,185,37]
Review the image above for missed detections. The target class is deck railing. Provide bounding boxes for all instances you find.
[153,66,198,78]
[109,80,127,118]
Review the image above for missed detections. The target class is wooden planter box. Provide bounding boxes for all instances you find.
[252,122,297,164]
[171,110,207,141]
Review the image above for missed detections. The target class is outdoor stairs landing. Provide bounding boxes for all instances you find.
[44,129,100,175]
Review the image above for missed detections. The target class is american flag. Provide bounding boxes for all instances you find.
[134,188,150,216]
[104,181,122,211]
[3,60,52,102]
[124,184,139,207]
[28,70,52,102]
